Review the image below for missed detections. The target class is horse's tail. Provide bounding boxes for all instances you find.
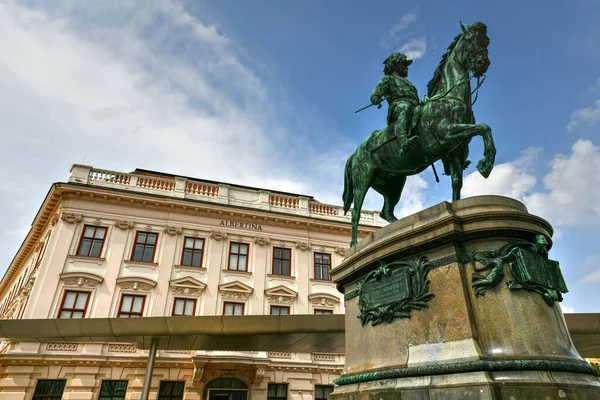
[342,155,354,215]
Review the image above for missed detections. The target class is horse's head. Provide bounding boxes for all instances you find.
[458,21,490,78]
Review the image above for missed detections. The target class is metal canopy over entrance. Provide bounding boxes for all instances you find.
[0,314,599,356]
[1,313,599,400]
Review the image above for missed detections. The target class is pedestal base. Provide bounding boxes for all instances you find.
[331,196,599,399]
[330,370,600,399]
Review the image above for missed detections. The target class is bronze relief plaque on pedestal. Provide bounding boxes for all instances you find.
[356,257,434,326]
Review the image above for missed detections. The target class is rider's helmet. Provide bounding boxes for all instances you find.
[383,52,413,75]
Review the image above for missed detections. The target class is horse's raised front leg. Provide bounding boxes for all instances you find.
[442,123,496,178]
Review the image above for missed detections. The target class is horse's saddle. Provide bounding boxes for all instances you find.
[366,103,423,153]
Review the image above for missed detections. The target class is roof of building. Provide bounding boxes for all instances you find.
[133,168,317,200]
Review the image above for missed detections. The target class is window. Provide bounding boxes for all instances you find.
[267,383,288,400]
[118,294,146,318]
[314,253,332,281]
[99,381,128,400]
[228,242,249,271]
[58,290,90,318]
[270,305,290,315]
[131,232,158,262]
[314,309,333,315]
[272,247,291,276]
[223,302,244,315]
[76,225,107,257]
[315,385,334,400]
[158,381,185,400]
[172,298,196,316]
[32,380,66,400]
[181,237,204,267]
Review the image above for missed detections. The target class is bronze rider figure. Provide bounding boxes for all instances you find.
[370,52,420,156]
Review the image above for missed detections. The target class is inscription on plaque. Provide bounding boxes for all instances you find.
[356,258,434,327]
[360,267,411,310]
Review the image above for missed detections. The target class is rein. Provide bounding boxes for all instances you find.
[424,73,486,106]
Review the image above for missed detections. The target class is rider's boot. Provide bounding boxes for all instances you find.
[397,119,419,157]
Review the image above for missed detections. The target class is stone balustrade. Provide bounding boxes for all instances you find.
[68,164,387,227]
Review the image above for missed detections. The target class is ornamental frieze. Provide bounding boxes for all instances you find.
[165,226,182,236]
[295,242,311,251]
[61,212,83,224]
[471,234,568,306]
[254,236,270,246]
[210,231,228,241]
[114,220,134,230]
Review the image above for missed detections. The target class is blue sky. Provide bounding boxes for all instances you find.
[0,0,599,312]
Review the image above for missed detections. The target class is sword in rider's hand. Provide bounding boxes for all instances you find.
[354,103,382,113]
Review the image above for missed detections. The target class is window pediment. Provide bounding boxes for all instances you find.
[218,281,253,301]
[308,293,339,307]
[116,276,157,292]
[60,272,104,288]
[265,285,298,304]
[169,277,207,297]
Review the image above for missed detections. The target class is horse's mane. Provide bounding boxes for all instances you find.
[426,32,463,97]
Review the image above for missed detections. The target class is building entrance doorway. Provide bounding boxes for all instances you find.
[204,378,248,400]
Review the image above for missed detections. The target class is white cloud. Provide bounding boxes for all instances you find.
[561,305,575,313]
[565,99,600,132]
[389,13,417,36]
[380,10,426,59]
[581,269,600,284]
[524,140,600,226]
[398,37,427,60]
[462,147,540,199]
[0,0,351,273]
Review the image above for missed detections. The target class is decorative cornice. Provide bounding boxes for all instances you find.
[265,285,298,304]
[210,231,228,241]
[61,212,83,224]
[308,293,339,307]
[334,359,599,386]
[254,236,270,246]
[295,242,311,251]
[218,281,254,301]
[49,213,60,226]
[165,226,182,236]
[60,272,104,288]
[334,247,347,256]
[114,220,134,230]
[116,277,157,292]
[169,277,206,297]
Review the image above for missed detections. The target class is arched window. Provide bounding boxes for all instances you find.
[203,378,248,400]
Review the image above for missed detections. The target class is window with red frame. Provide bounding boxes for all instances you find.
[76,225,107,258]
[272,247,291,276]
[172,298,196,316]
[131,232,158,262]
[181,237,204,267]
[314,253,332,280]
[223,302,244,315]
[228,242,249,271]
[118,294,146,318]
[270,305,290,315]
[314,309,333,315]
[57,290,90,318]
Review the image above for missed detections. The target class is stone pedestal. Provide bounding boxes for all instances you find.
[331,196,600,399]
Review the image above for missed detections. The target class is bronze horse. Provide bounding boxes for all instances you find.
[343,22,496,246]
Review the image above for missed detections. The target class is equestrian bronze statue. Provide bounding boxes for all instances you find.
[343,21,496,246]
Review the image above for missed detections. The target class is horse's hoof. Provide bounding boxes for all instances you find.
[476,160,492,178]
